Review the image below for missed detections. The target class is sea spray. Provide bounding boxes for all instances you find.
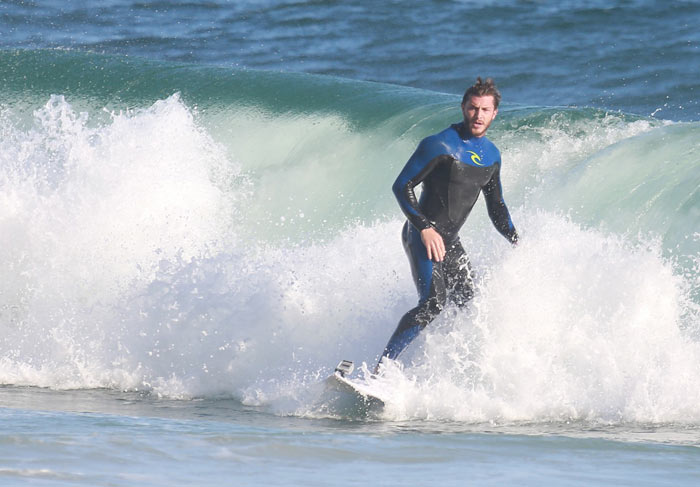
[0,74,697,424]
[0,94,239,390]
[370,211,700,423]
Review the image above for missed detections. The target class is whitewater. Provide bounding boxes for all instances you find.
[1,1,700,483]
[2,62,698,426]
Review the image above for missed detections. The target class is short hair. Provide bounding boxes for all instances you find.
[462,77,501,109]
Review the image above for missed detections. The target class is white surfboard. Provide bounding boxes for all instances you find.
[326,360,386,407]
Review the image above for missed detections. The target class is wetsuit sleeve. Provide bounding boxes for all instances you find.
[483,162,519,244]
[392,137,444,231]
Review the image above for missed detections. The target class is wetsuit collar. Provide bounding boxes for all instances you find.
[454,121,476,141]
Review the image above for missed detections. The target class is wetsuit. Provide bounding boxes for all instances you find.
[381,121,518,361]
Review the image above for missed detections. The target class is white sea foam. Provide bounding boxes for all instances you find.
[0,95,697,425]
[0,94,238,390]
[367,211,700,423]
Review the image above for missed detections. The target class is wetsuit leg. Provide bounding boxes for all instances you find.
[381,222,447,360]
[443,239,475,308]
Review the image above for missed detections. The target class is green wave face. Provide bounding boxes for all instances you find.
[1,50,699,410]
[2,49,697,251]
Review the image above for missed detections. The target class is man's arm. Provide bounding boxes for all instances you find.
[392,137,442,231]
[392,137,448,261]
[483,162,519,244]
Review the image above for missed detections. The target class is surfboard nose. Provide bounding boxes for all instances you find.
[334,360,354,377]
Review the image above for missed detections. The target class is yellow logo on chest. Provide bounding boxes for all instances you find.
[466,150,484,166]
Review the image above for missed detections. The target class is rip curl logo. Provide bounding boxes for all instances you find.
[467,150,484,166]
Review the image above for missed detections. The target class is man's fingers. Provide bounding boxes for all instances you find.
[431,240,445,262]
[430,244,437,262]
[420,227,446,262]
[433,237,445,262]
[438,240,445,259]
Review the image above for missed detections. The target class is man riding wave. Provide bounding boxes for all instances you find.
[376,77,518,371]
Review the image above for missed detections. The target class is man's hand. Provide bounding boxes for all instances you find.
[421,227,445,262]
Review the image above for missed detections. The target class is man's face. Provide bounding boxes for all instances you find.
[461,95,498,138]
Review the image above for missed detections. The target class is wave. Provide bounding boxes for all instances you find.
[1,50,698,424]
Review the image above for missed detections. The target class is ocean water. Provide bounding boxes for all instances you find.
[1,1,699,485]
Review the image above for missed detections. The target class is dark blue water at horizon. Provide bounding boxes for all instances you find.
[1,0,698,121]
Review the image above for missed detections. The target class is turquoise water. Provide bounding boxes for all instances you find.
[3,387,700,486]
[1,1,700,485]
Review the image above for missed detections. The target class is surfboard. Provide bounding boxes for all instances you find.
[326,360,386,408]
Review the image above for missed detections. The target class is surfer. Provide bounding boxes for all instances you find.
[376,77,518,372]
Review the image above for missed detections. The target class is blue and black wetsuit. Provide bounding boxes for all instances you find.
[381,121,518,361]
